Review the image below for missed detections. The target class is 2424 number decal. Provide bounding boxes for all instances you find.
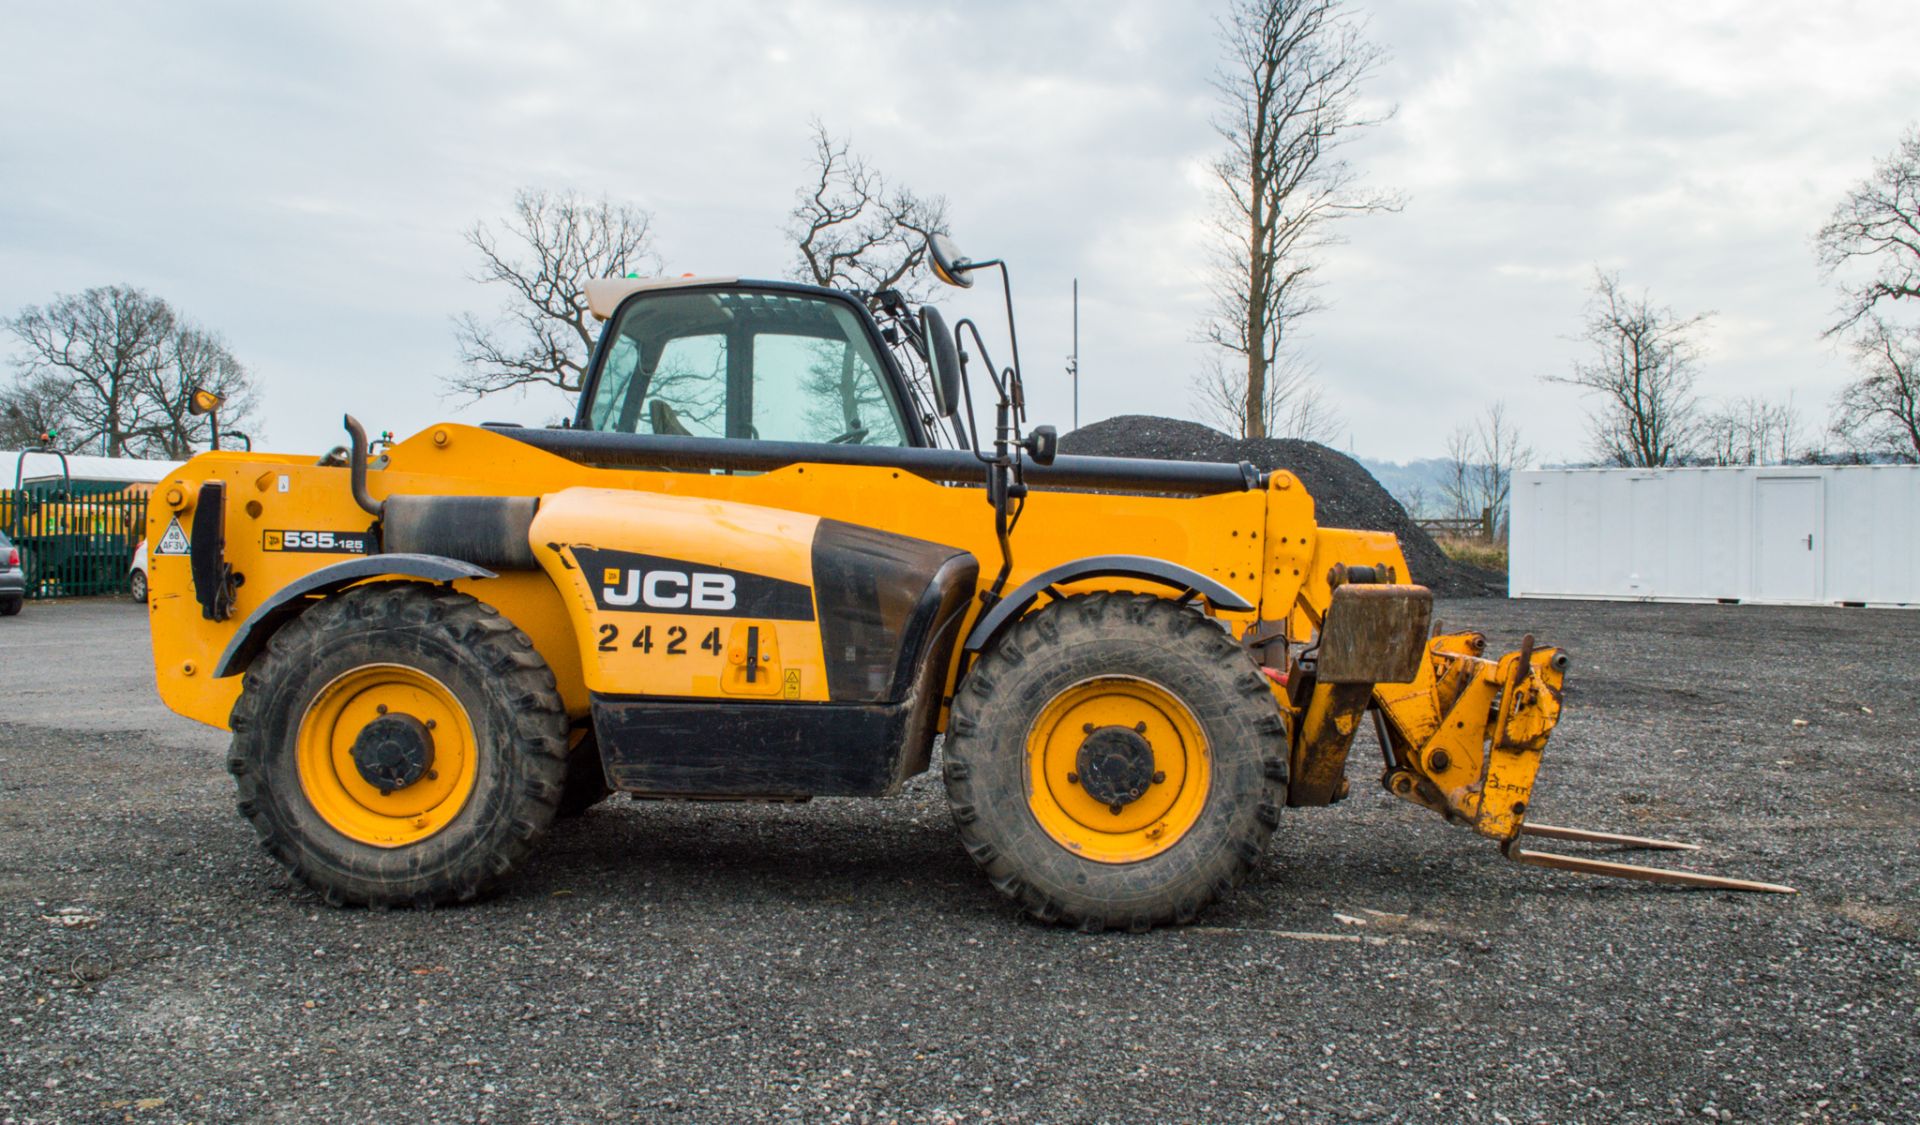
[597,624,724,655]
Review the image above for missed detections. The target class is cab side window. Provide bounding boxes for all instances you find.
[751,331,905,446]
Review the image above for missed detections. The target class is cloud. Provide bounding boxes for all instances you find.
[1,0,1916,462]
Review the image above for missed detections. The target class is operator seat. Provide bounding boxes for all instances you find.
[648,399,693,437]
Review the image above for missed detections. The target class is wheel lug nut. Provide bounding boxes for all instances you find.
[1151,771,1166,784]
[1083,723,1094,734]
[376,704,388,715]
[1108,804,1124,815]
[1134,722,1147,733]
[425,719,436,730]
[1066,772,1079,784]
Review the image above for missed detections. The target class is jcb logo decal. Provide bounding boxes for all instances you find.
[573,547,815,621]
[602,567,736,611]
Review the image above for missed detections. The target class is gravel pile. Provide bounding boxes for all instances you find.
[1059,415,1501,595]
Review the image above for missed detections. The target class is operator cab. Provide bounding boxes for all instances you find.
[577,278,933,448]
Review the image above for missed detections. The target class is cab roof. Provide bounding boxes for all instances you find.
[584,275,752,321]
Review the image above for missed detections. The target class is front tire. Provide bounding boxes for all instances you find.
[944,593,1288,931]
[128,569,147,604]
[0,596,20,617]
[228,584,568,906]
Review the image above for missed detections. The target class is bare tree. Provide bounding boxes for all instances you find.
[1197,0,1399,439]
[5,286,174,456]
[0,373,75,449]
[1398,483,1433,520]
[1816,126,1920,335]
[788,121,949,302]
[1699,395,1803,466]
[449,188,659,400]
[1194,351,1340,441]
[3,286,258,457]
[1830,318,1920,462]
[1441,401,1531,533]
[1441,426,1474,519]
[1549,271,1711,467]
[136,325,260,457]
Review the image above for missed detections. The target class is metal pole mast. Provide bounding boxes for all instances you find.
[1069,278,1080,430]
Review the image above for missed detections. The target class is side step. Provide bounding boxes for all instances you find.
[1503,822,1796,894]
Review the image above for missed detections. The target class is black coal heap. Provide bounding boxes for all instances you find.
[1057,415,1499,597]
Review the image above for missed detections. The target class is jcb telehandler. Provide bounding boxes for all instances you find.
[145,235,1790,929]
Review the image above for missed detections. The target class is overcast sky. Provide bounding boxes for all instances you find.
[4,0,1916,463]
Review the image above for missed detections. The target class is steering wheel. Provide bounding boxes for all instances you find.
[828,426,868,445]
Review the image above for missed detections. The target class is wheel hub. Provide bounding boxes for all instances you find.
[1074,723,1161,812]
[350,713,435,794]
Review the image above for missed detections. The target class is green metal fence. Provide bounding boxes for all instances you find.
[3,489,147,599]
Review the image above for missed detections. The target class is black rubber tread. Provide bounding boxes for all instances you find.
[129,570,147,604]
[226,583,569,907]
[555,727,614,818]
[0,596,20,617]
[943,592,1288,931]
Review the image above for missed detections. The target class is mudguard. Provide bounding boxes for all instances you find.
[963,554,1255,654]
[211,554,495,678]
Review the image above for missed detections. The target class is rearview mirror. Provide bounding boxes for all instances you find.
[919,305,962,417]
[927,234,975,289]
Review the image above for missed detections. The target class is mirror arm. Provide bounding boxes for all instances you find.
[947,259,1026,426]
[992,264,1026,426]
[927,246,1029,606]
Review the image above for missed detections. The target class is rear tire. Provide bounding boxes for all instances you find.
[128,569,147,604]
[944,593,1288,931]
[227,583,568,906]
[0,596,20,617]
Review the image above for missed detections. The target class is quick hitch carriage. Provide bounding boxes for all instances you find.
[145,233,1790,930]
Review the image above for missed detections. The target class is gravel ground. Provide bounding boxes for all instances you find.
[1,597,1915,1124]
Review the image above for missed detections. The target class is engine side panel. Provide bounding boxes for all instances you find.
[529,486,976,796]
[530,487,832,701]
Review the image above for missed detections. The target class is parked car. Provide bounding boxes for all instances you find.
[129,538,148,603]
[1,529,24,616]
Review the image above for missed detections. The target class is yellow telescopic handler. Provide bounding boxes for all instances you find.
[144,235,1791,930]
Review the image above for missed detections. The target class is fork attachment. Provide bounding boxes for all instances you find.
[1503,825,1796,893]
[1370,629,1565,839]
[1369,631,1794,894]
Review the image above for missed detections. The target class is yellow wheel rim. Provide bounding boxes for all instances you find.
[1024,675,1212,864]
[295,664,479,848]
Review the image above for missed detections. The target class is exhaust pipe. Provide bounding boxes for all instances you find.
[343,415,384,519]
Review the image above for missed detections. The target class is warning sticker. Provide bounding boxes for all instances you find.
[154,518,190,556]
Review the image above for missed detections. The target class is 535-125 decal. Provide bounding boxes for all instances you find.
[263,529,372,554]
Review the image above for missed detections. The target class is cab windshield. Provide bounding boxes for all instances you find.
[584,288,910,447]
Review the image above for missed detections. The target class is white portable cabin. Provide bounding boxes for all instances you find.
[5,450,184,488]
[1509,465,1920,607]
